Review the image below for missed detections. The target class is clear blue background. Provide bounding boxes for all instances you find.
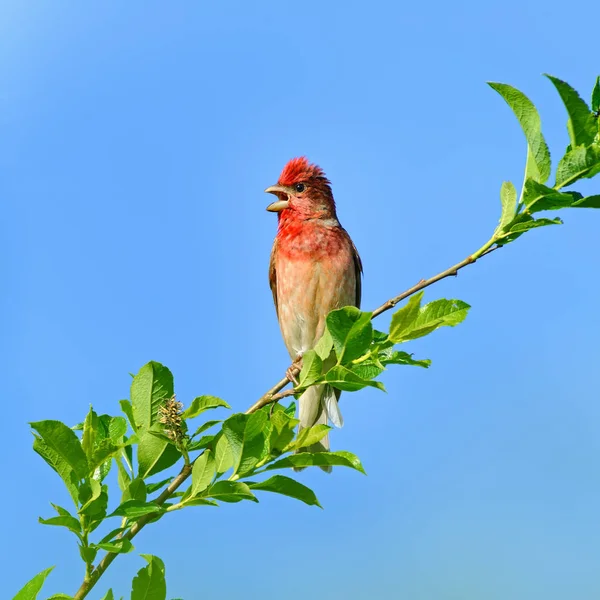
[3,2,600,599]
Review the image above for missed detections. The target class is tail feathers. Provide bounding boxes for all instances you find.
[294,384,343,473]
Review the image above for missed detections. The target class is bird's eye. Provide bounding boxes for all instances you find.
[294,183,306,193]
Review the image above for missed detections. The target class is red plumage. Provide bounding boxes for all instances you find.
[266,158,362,463]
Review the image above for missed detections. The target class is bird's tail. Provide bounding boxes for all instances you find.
[294,384,343,473]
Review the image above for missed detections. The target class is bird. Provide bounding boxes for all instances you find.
[265,157,362,463]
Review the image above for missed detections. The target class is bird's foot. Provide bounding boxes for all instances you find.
[286,355,303,386]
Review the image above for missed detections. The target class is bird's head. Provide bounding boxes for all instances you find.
[265,157,337,220]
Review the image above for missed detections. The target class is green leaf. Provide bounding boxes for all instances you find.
[98,527,127,544]
[187,434,217,452]
[38,515,82,536]
[131,361,174,429]
[555,145,600,188]
[190,451,216,496]
[496,214,563,245]
[79,544,97,565]
[182,395,231,419]
[47,595,74,600]
[82,407,98,463]
[190,420,222,439]
[79,488,108,531]
[313,328,334,360]
[324,365,385,392]
[390,295,470,343]
[116,457,131,493]
[205,481,258,503]
[30,420,89,480]
[100,590,114,600]
[268,411,298,455]
[326,307,373,364]
[388,292,423,343]
[89,439,122,477]
[123,477,147,503]
[119,399,137,433]
[572,195,600,208]
[137,429,181,479]
[284,401,296,416]
[494,181,517,234]
[237,411,272,475]
[488,82,551,183]
[509,216,563,232]
[214,433,234,475]
[51,503,75,517]
[100,415,128,442]
[92,538,134,554]
[285,424,331,452]
[248,475,322,507]
[591,76,600,114]
[131,555,166,600]
[522,178,583,213]
[32,437,79,506]
[145,477,173,494]
[222,413,247,473]
[265,451,366,474]
[297,350,323,389]
[12,566,54,600]
[109,500,164,519]
[379,349,431,368]
[545,74,597,147]
[181,498,218,507]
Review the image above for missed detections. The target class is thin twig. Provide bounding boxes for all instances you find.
[72,241,500,599]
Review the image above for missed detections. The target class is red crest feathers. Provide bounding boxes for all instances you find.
[278,157,329,186]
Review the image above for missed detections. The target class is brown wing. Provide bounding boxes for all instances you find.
[269,239,279,318]
[350,237,363,309]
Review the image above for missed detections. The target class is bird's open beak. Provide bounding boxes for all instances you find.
[265,184,290,212]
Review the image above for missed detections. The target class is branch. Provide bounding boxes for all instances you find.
[247,243,500,413]
[73,239,499,599]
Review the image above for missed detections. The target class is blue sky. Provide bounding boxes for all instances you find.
[3,1,600,598]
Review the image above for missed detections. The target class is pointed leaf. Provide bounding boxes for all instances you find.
[388,292,424,343]
[12,567,54,600]
[248,475,322,507]
[545,74,597,147]
[38,515,82,535]
[555,145,600,188]
[92,538,134,554]
[592,76,600,114]
[109,500,164,519]
[488,82,551,183]
[190,420,221,439]
[137,430,181,479]
[265,450,366,474]
[572,195,600,208]
[313,328,334,360]
[131,555,166,600]
[285,424,331,452]
[182,396,231,419]
[30,421,89,480]
[324,365,385,392]
[326,307,373,363]
[131,362,174,429]
[190,451,216,496]
[205,481,258,503]
[495,181,517,234]
[297,350,323,389]
[32,437,79,506]
[522,179,583,212]
[119,399,137,432]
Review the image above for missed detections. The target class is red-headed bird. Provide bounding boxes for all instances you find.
[265,157,362,460]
